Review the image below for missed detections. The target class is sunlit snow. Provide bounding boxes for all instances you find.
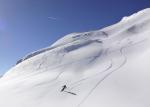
[0,8,150,107]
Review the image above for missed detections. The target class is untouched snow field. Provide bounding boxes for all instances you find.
[0,8,150,107]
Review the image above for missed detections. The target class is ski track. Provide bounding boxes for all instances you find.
[12,39,148,96]
[76,38,147,107]
[28,38,147,102]
[10,37,148,107]
[68,48,112,90]
[29,49,105,88]
[76,47,127,107]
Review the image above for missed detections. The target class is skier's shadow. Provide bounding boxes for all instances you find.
[61,85,77,95]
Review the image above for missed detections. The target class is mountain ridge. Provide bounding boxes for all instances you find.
[0,8,150,107]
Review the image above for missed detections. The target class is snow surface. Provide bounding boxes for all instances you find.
[1,8,150,107]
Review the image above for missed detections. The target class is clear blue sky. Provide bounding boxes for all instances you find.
[0,0,150,75]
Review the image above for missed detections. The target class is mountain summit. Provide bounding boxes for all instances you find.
[0,8,150,107]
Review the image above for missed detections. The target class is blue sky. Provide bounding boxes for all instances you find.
[0,0,150,75]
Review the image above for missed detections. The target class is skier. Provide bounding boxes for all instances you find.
[61,85,67,92]
[61,85,77,95]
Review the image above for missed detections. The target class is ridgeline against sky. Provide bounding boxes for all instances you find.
[0,0,150,74]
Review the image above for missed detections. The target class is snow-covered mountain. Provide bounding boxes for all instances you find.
[0,8,150,107]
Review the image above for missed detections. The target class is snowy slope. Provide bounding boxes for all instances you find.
[0,8,150,107]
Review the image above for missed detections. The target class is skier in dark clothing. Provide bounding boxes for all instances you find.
[61,85,67,92]
[61,85,77,95]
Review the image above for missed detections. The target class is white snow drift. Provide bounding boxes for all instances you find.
[0,8,150,107]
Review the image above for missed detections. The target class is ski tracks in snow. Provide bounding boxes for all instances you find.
[76,46,127,107]
[76,38,147,107]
